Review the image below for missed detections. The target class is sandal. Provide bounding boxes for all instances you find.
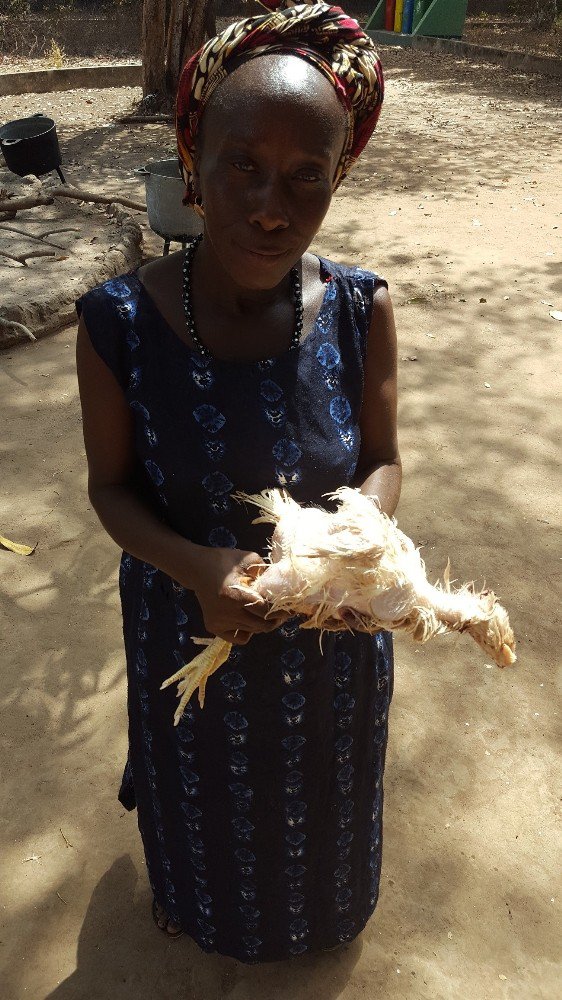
[151,898,184,939]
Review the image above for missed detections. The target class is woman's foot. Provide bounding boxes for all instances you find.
[151,899,183,938]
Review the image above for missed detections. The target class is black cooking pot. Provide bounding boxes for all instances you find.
[0,113,65,182]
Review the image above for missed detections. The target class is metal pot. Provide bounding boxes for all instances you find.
[135,158,202,251]
[0,113,65,182]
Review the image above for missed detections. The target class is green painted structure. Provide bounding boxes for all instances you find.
[365,0,468,38]
[365,1,385,30]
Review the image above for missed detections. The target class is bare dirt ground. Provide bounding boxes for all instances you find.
[463,16,562,59]
[0,48,560,1000]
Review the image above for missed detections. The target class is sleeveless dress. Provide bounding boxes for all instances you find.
[76,254,394,963]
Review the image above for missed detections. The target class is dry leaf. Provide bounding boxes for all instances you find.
[0,534,36,555]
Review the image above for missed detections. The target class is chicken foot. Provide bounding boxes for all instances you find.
[160,637,232,724]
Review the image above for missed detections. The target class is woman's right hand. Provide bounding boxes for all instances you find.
[191,546,287,645]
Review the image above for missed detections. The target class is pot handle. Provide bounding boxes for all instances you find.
[134,167,150,176]
[2,138,21,146]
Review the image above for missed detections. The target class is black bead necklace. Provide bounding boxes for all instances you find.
[181,234,304,360]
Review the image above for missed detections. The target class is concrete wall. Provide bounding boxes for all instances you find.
[0,62,142,97]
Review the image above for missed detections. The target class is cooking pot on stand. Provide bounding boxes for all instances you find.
[0,113,66,182]
[135,158,202,255]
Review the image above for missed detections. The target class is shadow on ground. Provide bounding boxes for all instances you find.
[37,856,364,1000]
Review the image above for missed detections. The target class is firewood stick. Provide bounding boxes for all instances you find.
[53,187,146,211]
[0,248,56,266]
[0,318,36,341]
[0,194,53,212]
[118,115,174,124]
[0,186,146,215]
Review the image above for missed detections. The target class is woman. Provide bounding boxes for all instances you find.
[76,1,400,962]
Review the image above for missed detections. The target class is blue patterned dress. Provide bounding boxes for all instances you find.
[76,254,394,963]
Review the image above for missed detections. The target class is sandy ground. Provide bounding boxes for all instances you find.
[0,49,561,1000]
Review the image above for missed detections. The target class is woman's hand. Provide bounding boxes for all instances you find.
[191,547,287,645]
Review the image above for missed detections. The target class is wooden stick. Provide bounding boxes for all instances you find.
[0,186,146,215]
[118,115,174,125]
[60,827,74,848]
[0,194,53,212]
[53,187,146,212]
[0,223,66,249]
[0,248,56,266]
[0,318,36,341]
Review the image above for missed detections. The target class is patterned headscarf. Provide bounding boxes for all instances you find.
[176,1,383,208]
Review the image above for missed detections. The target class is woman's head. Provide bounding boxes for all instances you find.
[192,53,348,288]
[176,2,383,288]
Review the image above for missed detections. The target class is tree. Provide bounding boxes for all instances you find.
[141,0,216,111]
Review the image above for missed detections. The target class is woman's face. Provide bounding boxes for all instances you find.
[194,54,348,291]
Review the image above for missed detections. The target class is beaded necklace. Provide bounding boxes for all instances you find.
[181,234,304,361]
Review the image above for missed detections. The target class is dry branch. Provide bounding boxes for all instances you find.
[0,224,66,249]
[0,194,52,212]
[53,187,146,212]
[0,186,146,216]
[0,248,56,266]
[118,115,174,125]
[0,318,36,341]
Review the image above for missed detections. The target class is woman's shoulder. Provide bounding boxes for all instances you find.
[75,268,145,385]
[77,268,141,314]
[314,253,388,291]
[75,263,150,357]
[312,254,389,363]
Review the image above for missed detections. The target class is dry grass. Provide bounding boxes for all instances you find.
[46,38,65,69]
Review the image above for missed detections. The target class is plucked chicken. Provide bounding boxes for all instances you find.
[162,488,516,724]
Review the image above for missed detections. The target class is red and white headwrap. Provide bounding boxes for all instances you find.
[176,1,384,207]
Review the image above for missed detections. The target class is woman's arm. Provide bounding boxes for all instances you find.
[76,315,284,642]
[353,284,402,517]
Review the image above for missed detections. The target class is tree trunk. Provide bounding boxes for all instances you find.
[179,0,210,92]
[142,0,167,97]
[141,0,214,110]
[165,0,190,96]
[532,0,557,29]
[205,0,216,37]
